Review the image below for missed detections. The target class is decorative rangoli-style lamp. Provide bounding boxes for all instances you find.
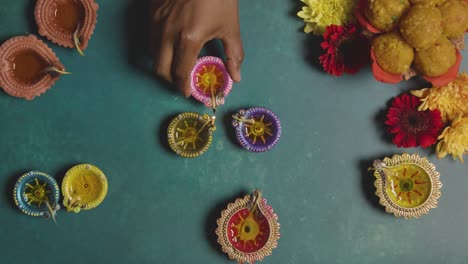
[216,190,280,264]
[232,107,282,152]
[14,171,60,221]
[167,112,216,158]
[371,153,442,219]
[190,56,233,108]
[62,164,108,213]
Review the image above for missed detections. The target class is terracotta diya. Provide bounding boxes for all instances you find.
[232,107,282,152]
[371,153,442,219]
[0,35,68,100]
[62,164,108,213]
[167,112,216,158]
[13,171,60,222]
[216,190,280,264]
[190,56,233,108]
[35,0,99,55]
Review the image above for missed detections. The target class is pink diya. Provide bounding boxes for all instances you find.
[0,35,69,100]
[190,56,233,108]
[371,48,463,86]
[216,190,280,264]
[35,0,99,56]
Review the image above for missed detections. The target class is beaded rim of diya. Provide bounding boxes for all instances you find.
[167,112,216,158]
[190,56,233,108]
[13,171,60,220]
[0,35,67,100]
[216,190,280,264]
[371,153,442,219]
[232,107,282,152]
[35,0,99,55]
[62,164,108,213]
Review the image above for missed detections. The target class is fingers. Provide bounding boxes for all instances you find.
[152,25,174,83]
[222,32,244,83]
[172,32,204,97]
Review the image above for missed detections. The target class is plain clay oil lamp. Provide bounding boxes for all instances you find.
[35,0,99,56]
[0,35,69,100]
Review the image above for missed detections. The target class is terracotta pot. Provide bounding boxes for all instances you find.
[35,0,98,51]
[0,35,65,100]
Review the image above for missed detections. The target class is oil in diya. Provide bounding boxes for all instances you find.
[35,0,99,55]
[0,35,69,100]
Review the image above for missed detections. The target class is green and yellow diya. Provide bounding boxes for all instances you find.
[62,164,108,213]
[167,112,216,158]
[371,153,442,219]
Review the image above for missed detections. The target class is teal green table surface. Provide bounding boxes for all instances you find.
[1,0,467,263]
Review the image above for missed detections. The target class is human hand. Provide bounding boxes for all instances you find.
[150,0,244,97]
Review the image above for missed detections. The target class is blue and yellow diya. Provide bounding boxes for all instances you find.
[13,171,60,220]
[232,107,282,152]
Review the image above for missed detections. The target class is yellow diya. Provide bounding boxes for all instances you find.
[216,190,280,264]
[371,153,442,219]
[62,164,108,213]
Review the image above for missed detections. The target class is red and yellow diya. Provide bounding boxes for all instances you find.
[216,190,280,264]
[0,35,68,100]
[35,0,99,55]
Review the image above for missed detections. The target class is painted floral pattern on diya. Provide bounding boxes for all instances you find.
[216,190,280,264]
[190,56,233,108]
[371,153,442,219]
[62,164,108,213]
[232,107,282,152]
[167,112,216,158]
[0,35,67,100]
[14,171,60,220]
[35,0,99,55]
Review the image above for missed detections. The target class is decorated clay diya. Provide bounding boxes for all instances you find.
[371,153,442,219]
[232,107,281,152]
[14,171,60,221]
[62,164,108,213]
[35,0,99,55]
[167,112,216,158]
[0,35,68,100]
[216,190,280,264]
[190,56,233,108]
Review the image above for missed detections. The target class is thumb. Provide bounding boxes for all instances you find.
[222,33,244,83]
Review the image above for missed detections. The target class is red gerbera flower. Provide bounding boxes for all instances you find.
[385,94,444,148]
[319,23,370,76]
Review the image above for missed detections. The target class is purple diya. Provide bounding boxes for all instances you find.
[232,107,282,152]
[190,56,233,108]
[0,35,68,100]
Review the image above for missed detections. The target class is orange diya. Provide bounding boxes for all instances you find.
[35,0,98,55]
[0,35,69,100]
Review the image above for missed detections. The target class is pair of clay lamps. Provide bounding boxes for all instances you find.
[0,0,98,100]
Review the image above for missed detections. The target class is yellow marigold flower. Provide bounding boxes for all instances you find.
[436,115,468,163]
[297,0,356,35]
[411,72,468,123]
